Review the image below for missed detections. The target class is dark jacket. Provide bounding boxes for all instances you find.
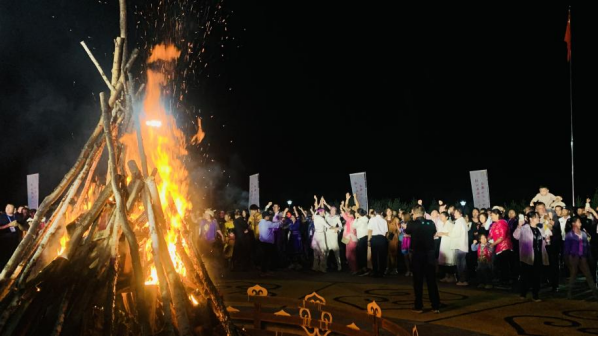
[405,217,437,253]
[564,231,590,258]
[0,213,27,238]
[233,217,249,239]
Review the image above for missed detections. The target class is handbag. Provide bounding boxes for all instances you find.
[341,236,350,245]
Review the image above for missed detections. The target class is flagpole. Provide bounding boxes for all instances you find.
[567,6,575,207]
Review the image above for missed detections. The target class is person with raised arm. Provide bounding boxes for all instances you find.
[286,206,304,271]
[340,193,358,274]
[258,208,286,277]
[310,197,329,273]
[351,194,371,276]
[322,196,343,271]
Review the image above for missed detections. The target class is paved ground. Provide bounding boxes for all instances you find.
[208,263,598,336]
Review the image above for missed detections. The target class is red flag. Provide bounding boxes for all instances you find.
[564,11,571,61]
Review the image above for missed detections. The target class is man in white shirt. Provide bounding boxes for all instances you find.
[559,208,570,241]
[353,209,370,275]
[324,206,342,271]
[367,210,388,278]
[451,209,469,286]
[311,208,329,273]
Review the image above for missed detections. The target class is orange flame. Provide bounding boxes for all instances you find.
[121,44,194,285]
[189,294,199,306]
[57,232,69,257]
[190,117,205,145]
[145,265,159,285]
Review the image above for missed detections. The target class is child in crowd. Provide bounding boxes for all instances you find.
[471,233,494,289]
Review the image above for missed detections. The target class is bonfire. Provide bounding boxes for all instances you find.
[0,0,236,335]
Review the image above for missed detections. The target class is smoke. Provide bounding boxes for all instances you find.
[0,0,114,206]
[188,154,249,211]
[0,74,100,206]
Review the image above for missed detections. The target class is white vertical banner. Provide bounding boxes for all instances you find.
[470,170,490,209]
[350,172,368,211]
[27,173,39,209]
[249,173,260,207]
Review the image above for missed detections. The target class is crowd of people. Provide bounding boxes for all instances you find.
[1,185,597,312]
[190,185,597,309]
[0,204,34,269]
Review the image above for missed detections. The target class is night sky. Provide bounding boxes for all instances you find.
[0,0,596,210]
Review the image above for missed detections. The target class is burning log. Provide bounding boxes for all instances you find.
[181,239,239,336]
[101,92,151,335]
[144,182,192,335]
[72,142,105,216]
[18,139,105,287]
[142,188,175,335]
[0,119,104,290]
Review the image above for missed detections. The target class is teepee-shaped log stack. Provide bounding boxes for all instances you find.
[0,1,237,335]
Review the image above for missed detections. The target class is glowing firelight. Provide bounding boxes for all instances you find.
[145,266,159,286]
[57,232,69,257]
[145,120,163,128]
[121,43,192,286]
[189,294,199,306]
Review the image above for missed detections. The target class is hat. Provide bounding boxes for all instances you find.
[492,206,505,212]
[204,209,215,217]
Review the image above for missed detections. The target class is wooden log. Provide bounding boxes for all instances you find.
[11,182,72,286]
[144,182,192,335]
[154,225,192,336]
[72,142,104,216]
[145,177,167,229]
[101,175,142,335]
[166,192,190,234]
[120,72,136,135]
[132,213,148,232]
[65,186,112,260]
[82,212,100,246]
[118,0,128,74]
[176,239,239,336]
[0,293,36,335]
[119,0,127,39]
[103,254,119,335]
[101,92,151,335]
[22,257,70,296]
[135,83,145,99]
[80,41,116,92]
[60,255,109,335]
[133,98,150,178]
[111,37,124,87]
[108,48,139,108]
[0,293,20,332]
[127,160,142,180]
[18,140,104,286]
[142,187,175,335]
[125,179,144,215]
[0,256,70,334]
[50,287,71,336]
[0,118,104,287]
